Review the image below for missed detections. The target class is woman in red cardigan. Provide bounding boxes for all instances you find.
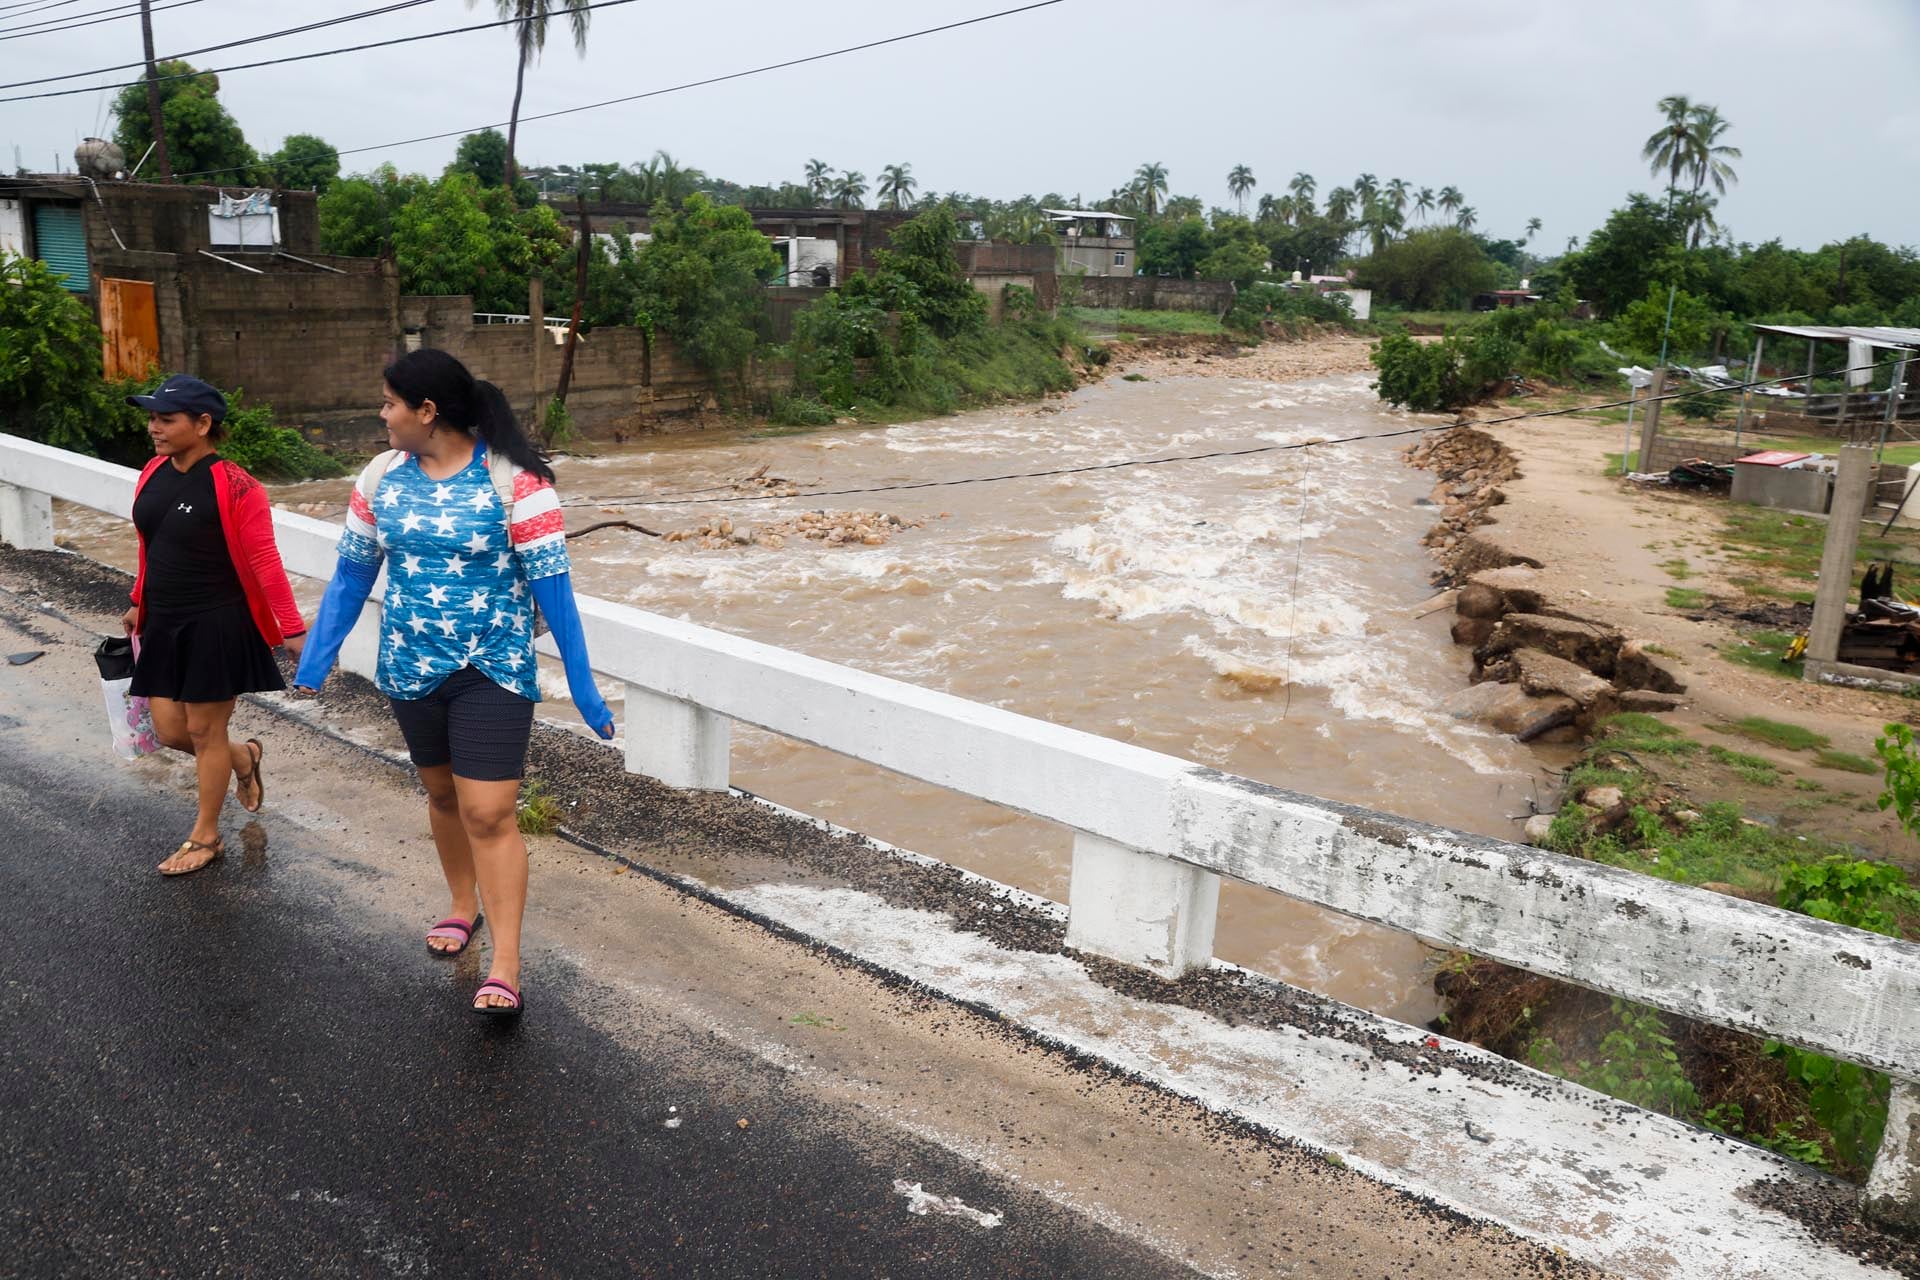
[120,375,308,875]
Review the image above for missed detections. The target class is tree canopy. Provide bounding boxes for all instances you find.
[268,134,339,192]
[111,61,257,182]
[631,193,782,381]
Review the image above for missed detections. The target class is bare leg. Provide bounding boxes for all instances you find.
[149,696,257,804]
[419,764,481,951]
[154,698,238,873]
[453,775,525,1007]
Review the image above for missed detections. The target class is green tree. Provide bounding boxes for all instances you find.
[1287,171,1316,215]
[1324,185,1355,223]
[0,254,116,452]
[804,158,833,204]
[1415,187,1435,222]
[111,61,256,182]
[268,134,339,192]
[1523,216,1542,244]
[877,162,917,211]
[475,0,593,187]
[1436,185,1463,220]
[1456,205,1478,232]
[833,170,867,209]
[1227,164,1256,214]
[449,129,510,188]
[1198,215,1268,287]
[1614,284,1723,360]
[1137,216,1212,278]
[1384,177,1410,219]
[1353,227,1498,310]
[1133,161,1169,218]
[631,193,781,384]
[317,164,423,257]
[1642,93,1699,213]
[1565,193,1683,316]
[863,205,986,338]
[1352,172,1379,208]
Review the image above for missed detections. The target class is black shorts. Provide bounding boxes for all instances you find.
[389,666,535,782]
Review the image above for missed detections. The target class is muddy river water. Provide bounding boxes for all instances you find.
[67,370,1544,1023]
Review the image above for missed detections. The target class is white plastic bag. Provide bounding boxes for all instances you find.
[94,637,160,760]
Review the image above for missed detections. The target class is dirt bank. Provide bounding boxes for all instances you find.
[1106,331,1379,383]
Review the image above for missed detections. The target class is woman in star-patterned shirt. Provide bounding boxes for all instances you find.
[295,350,615,1019]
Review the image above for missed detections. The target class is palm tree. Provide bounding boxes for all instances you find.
[1324,185,1354,223]
[1414,186,1435,223]
[1523,216,1542,244]
[651,150,704,204]
[1685,105,1741,198]
[1456,206,1478,231]
[1256,192,1281,223]
[1566,235,1580,254]
[1363,199,1404,254]
[1227,164,1256,214]
[1352,172,1379,208]
[473,0,593,188]
[1641,93,1697,213]
[804,158,832,204]
[876,162,917,210]
[1133,161,1169,218]
[1436,185,1463,220]
[1288,171,1316,216]
[1384,177,1410,219]
[832,170,867,209]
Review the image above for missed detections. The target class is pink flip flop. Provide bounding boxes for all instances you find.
[425,914,483,956]
[472,977,522,1018]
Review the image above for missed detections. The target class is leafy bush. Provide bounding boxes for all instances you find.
[106,373,341,481]
[0,253,123,454]
[632,193,782,388]
[1529,1000,1701,1117]
[1223,283,1353,338]
[1370,330,1475,412]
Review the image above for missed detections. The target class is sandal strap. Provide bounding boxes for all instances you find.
[426,919,474,942]
[474,978,521,1008]
[177,839,221,853]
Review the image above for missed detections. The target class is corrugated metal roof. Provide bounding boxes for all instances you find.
[1750,323,1920,349]
[1042,208,1136,221]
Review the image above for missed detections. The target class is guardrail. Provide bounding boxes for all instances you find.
[5,431,1920,1225]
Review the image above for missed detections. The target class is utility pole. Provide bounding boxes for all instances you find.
[139,0,172,181]
[552,192,591,411]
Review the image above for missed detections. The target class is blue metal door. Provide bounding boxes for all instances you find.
[32,204,87,292]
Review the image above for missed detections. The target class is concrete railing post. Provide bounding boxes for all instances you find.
[1064,831,1219,979]
[0,482,55,551]
[1806,444,1874,666]
[1638,367,1666,473]
[1864,1080,1920,1231]
[622,680,730,791]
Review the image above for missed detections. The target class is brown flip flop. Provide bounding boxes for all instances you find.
[237,738,265,813]
[159,837,224,876]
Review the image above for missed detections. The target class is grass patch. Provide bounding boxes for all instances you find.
[1729,575,1817,604]
[1595,712,1701,756]
[1722,630,1801,678]
[1061,306,1226,338]
[1643,642,1683,659]
[1707,744,1782,785]
[516,778,563,836]
[1795,778,1827,792]
[1815,749,1879,776]
[1749,435,1920,468]
[1604,450,1640,476]
[1661,558,1694,580]
[1718,716,1831,752]
[1666,587,1707,609]
[1120,372,1149,382]
[1565,763,1646,802]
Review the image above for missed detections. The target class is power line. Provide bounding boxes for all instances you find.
[0,0,446,90]
[0,0,637,101]
[160,0,1069,182]
[0,0,204,40]
[0,0,98,18]
[560,356,1913,511]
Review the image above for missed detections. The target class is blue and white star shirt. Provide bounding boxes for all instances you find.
[313,446,570,701]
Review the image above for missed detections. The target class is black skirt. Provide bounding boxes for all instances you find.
[129,603,286,703]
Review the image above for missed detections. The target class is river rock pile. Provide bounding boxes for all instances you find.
[1405,428,1518,572]
[663,510,922,550]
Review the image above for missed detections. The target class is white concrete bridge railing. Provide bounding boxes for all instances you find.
[6,431,1920,1228]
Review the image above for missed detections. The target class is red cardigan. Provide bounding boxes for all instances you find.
[130,455,307,646]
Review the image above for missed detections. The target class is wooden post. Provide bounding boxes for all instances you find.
[138,0,172,182]
[1805,444,1874,666]
[553,194,590,410]
[527,274,544,423]
[1639,367,1666,474]
[1734,333,1763,447]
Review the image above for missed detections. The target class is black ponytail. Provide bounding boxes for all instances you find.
[382,347,555,483]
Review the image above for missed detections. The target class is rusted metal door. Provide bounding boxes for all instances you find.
[100,278,159,380]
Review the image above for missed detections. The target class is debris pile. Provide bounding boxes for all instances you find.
[663,510,922,550]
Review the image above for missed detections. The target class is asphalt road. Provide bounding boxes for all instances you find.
[0,729,1194,1280]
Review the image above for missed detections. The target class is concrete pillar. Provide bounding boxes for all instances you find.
[1064,831,1219,979]
[1806,444,1875,666]
[1863,1080,1920,1231]
[0,482,54,551]
[623,681,730,791]
[1638,368,1665,473]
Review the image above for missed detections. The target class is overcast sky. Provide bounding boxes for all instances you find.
[5,0,1917,250]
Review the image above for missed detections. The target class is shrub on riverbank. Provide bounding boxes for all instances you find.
[1439,720,1920,1178]
[104,374,343,481]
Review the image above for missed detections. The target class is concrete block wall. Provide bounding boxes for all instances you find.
[1644,437,1747,473]
[1067,276,1234,313]
[87,182,320,258]
[185,261,398,415]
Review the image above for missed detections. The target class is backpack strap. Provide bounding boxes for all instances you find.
[354,449,408,511]
[484,447,516,526]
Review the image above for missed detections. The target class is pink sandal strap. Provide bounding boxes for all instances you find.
[426,917,475,942]
[474,978,520,1008]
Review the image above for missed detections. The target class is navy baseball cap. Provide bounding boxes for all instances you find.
[126,374,227,423]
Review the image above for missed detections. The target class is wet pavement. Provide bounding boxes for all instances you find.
[0,737,1195,1279]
